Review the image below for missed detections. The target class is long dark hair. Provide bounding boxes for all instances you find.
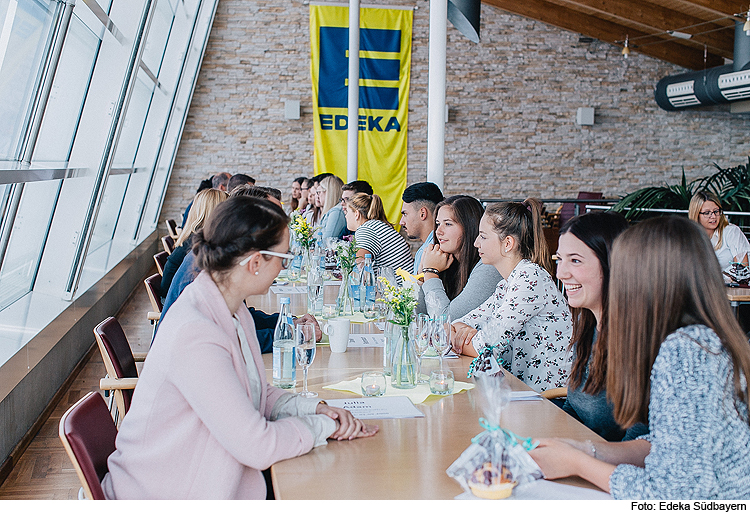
[484,198,552,277]
[560,211,628,393]
[608,216,750,428]
[433,195,484,300]
[192,196,288,279]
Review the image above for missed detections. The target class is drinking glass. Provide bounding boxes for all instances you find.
[307,265,324,316]
[295,323,317,397]
[411,314,432,383]
[432,314,452,370]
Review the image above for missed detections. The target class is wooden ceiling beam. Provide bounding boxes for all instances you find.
[483,0,726,69]
[552,0,734,56]
[671,0,746,20]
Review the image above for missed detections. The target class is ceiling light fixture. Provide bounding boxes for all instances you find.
[667,30,692,40]
[622,35,629,58]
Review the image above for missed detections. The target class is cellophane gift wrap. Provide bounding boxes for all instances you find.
[446,372,542,497]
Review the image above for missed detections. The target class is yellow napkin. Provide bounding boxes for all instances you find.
[323,376,474,405]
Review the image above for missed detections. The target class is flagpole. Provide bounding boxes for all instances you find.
[426,0,447,191]
[346,0,360,183]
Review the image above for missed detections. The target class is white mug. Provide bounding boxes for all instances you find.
[323,317,350,354]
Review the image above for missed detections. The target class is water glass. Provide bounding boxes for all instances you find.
[411,314,432,384]
[429,370,454,395]
[307,266,324,316]
[361,371,386,397]
[432,314,452,370]
[295,323,317,397]
[322,304,337,319]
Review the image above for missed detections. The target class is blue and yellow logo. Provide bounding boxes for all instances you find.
[310,5,413,225]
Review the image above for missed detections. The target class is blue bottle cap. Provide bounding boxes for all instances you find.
[365,254,372,258]
[280,297,290,304]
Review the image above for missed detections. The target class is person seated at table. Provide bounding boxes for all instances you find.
[103,197,378,499]
[161,187,320,351]
[289,176,307,213]
[451,198,572,393]
[181,172,229,228]
[417,195,502,320]
[317,174,347,239]
[529,216,750,499]
[689,190,750,272]
[227,173,255,192]
[343,192,414,273]
[555,211,648,441]
[161,188,227,300]
[341,179,373,202]
[399,182,444,275]
[303,174,327,227]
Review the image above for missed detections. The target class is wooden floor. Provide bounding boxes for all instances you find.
[0,278,154,500]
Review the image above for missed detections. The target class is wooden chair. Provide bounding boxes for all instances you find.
[165,218,180,239]
[154,251,168,276]
[94,317,144,426]
[161,235,175,254]
[59,392,118,500]
[144,273,163,339]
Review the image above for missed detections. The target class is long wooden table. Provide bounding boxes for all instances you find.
[247,284,605,499]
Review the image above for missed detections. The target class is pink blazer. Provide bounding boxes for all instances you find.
[102,271,315,499]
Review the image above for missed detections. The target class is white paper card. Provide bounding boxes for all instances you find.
[347,334,385,347]
[325,396,424,419]
[270,285,307,295]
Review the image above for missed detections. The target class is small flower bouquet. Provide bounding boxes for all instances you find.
[335,235,358,276]
[378,272,418,326]
[290,214,317,251]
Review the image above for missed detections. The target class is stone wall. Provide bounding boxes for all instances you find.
[160,0,750,224]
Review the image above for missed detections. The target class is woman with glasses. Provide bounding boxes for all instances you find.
[689,191,750,271]
[103,197,378,499]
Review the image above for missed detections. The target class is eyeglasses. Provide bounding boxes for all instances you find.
[699,209,722,217]
[239,250,296,269]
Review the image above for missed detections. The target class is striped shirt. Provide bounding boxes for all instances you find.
[355,220,414,273]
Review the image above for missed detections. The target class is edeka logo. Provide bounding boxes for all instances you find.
[318,26,402,132]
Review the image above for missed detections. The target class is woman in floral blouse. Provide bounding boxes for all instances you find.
[451,198,572,392]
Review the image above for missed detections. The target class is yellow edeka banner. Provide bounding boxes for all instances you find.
[310,5,413,226]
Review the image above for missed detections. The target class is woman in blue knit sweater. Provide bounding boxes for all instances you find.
[530,216,750,499]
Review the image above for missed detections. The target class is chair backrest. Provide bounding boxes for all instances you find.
[59,392,118,500]
[161,235,174,254]
[144,273,163,313]
[94,317,138,416]
[558,192,604,228]
[165,219,179,238]
[154,251,168,276]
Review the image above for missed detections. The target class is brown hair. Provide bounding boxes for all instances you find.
[433,195,484,300]
[688,190,728,250]
[346,192,390,225]
[193,196,288,280]
[176,188,227,247]
[607,216,750,428]
[483,197,552,277]
[559,212,629,393]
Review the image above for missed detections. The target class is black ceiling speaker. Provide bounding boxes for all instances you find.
[447,0,481,43]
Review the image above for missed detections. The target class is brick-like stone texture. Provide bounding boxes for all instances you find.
[160,0,750,225]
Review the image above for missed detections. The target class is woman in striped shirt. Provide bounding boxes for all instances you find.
[344,193,414,273]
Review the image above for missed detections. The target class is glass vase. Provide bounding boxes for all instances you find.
[390,323,417,389]
[336,269,354,316]
[382,309,396,376]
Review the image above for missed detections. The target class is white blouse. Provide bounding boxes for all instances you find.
[456,260,572,392]
[712,223,750,270]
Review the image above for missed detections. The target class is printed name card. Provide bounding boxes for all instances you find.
[325,396,424,419]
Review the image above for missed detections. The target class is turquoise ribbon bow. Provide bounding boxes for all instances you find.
[472,418,539,451]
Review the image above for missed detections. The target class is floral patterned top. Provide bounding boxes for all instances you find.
[456,259,572,392]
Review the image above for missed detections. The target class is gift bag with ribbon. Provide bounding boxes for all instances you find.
[446,372,542,499]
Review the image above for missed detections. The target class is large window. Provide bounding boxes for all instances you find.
[0,0,218,361]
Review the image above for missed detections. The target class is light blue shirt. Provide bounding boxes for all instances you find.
[413,231,434,275]
[320,204,347,240]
